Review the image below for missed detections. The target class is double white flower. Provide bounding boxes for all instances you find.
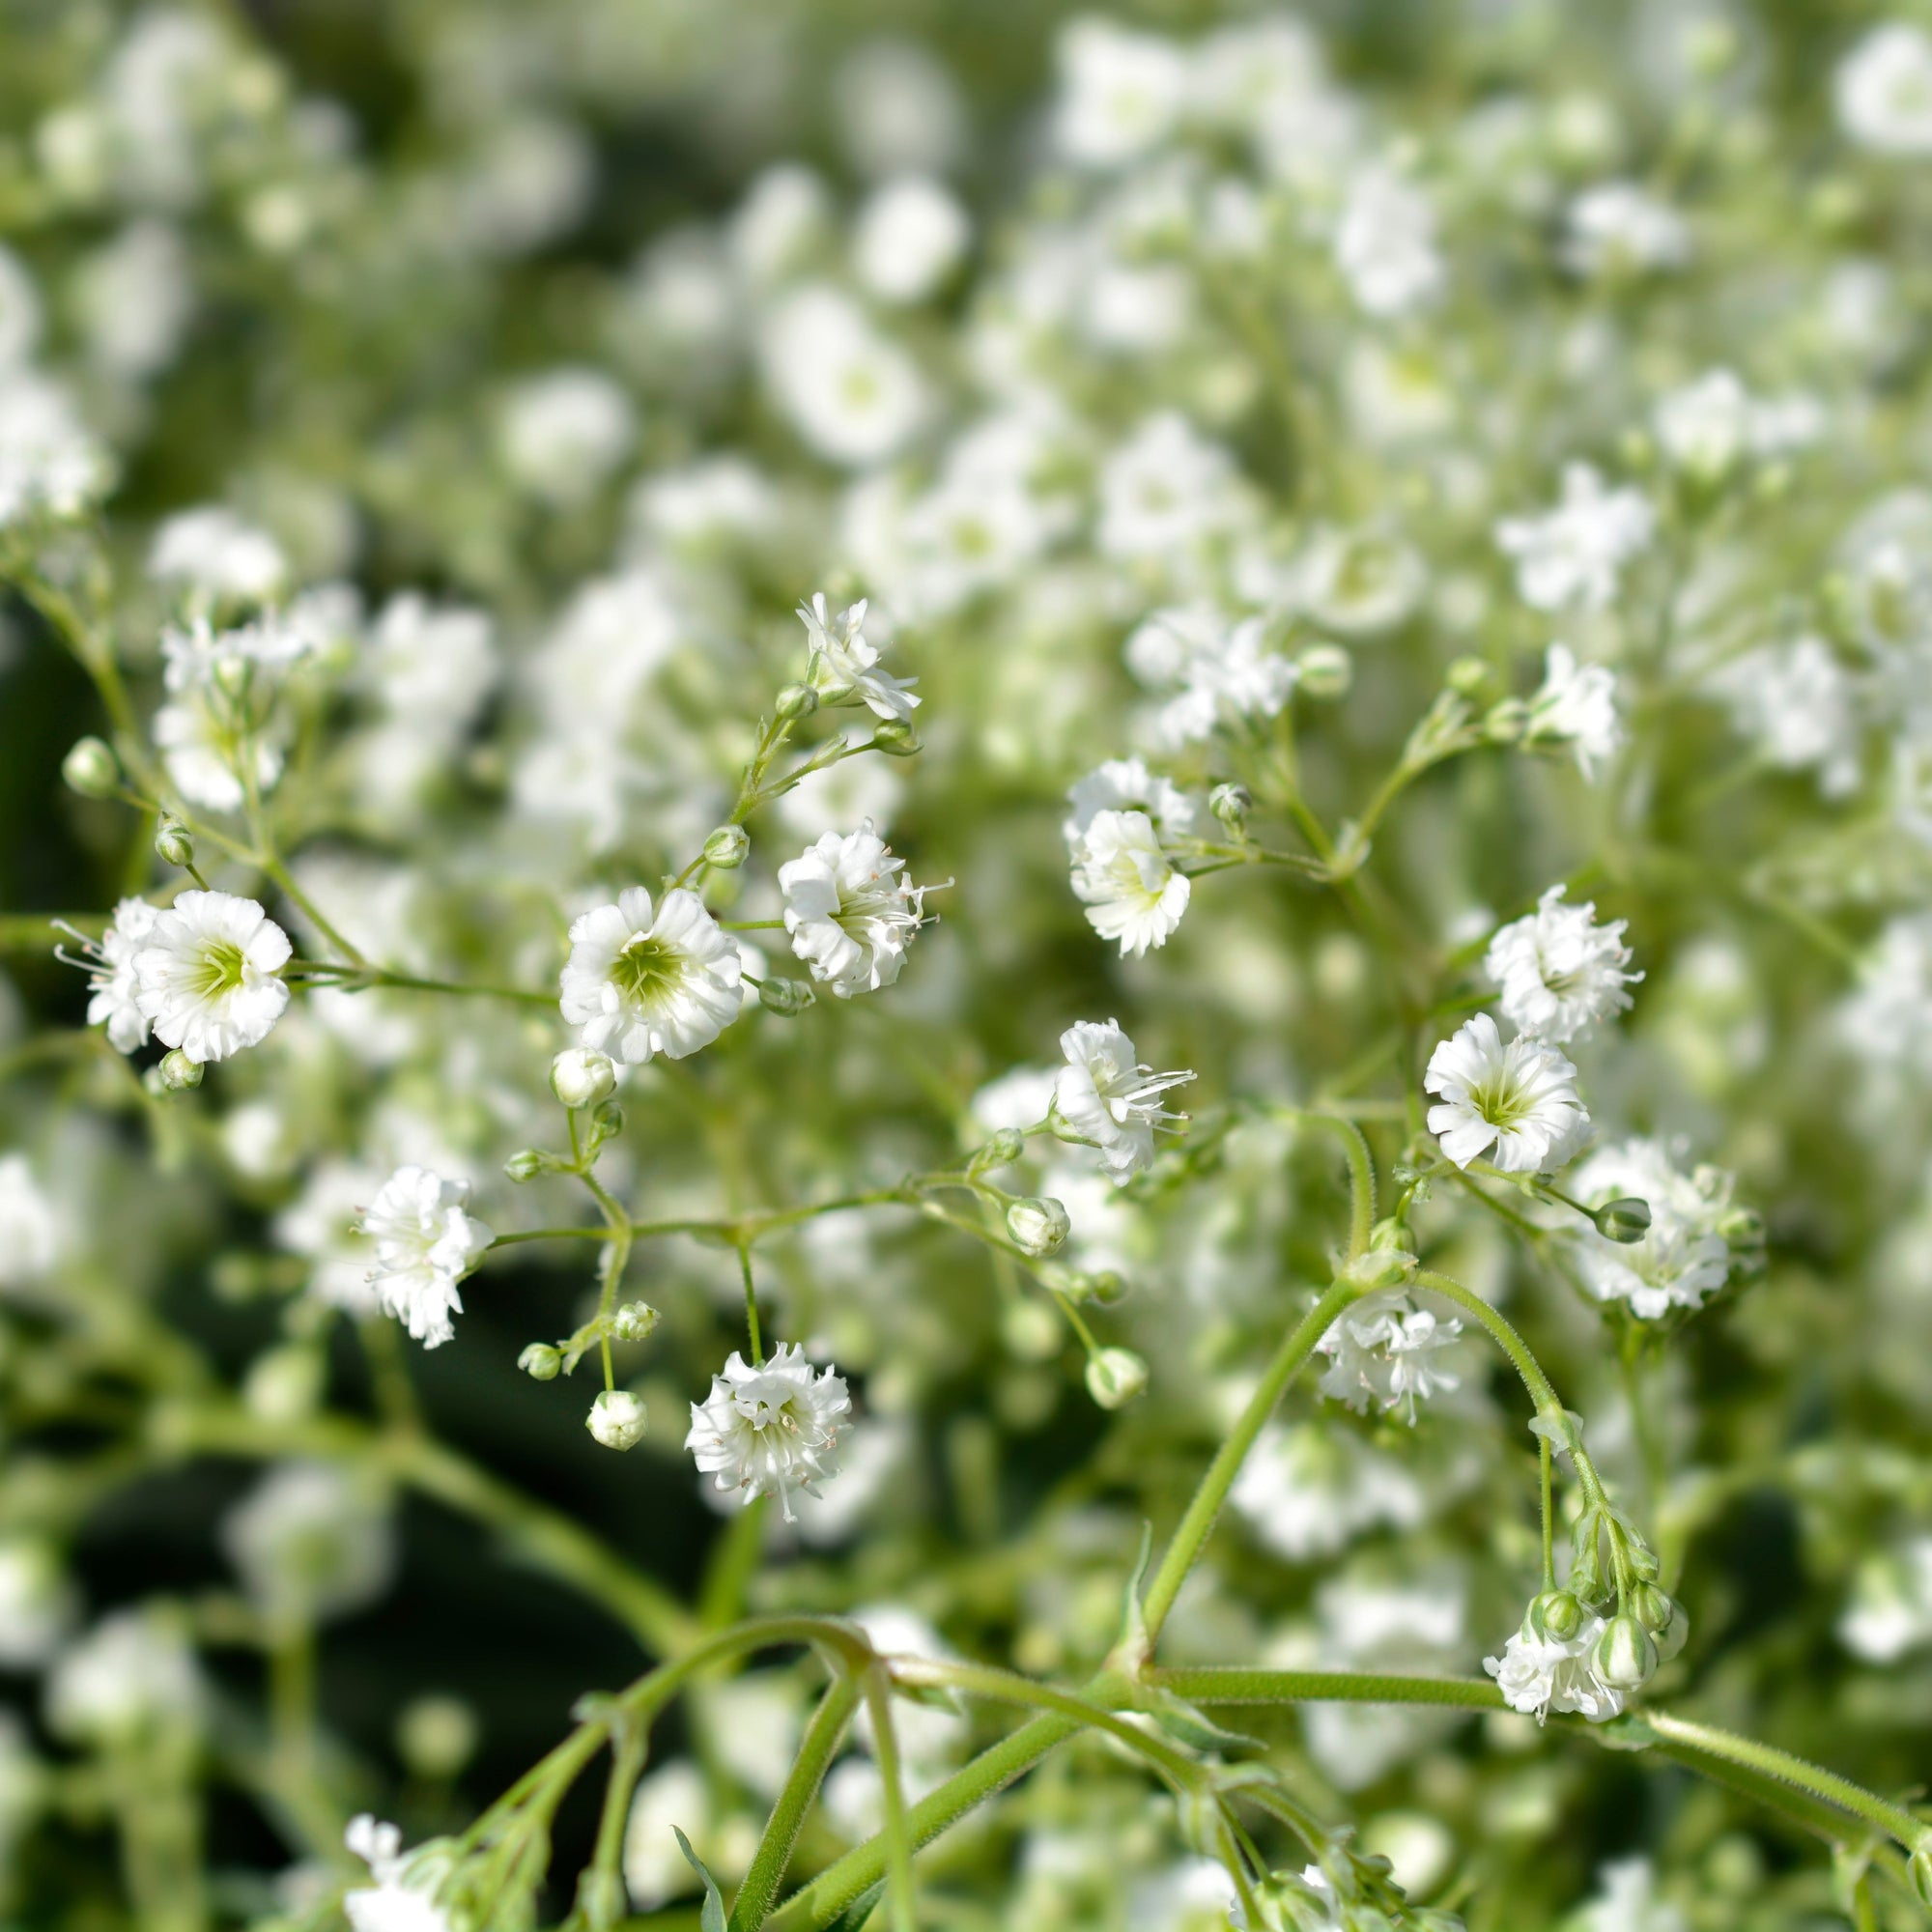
[1484,1613,1624,1724]
[357,1167,493,1350]
[1425,1012,1588,1175]
[559,886,744,1064]
[779,822,936,997]
[1053,1019,1195,1184]
[1317,1289,1462,1422]
[685,1343,851,1521]
[1069,809,1190,955]
[1485,885,1639,1044]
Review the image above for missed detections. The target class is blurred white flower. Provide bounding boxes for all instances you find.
[1838,1538,1932,1662]
[853,175,970,303]
[1064,755,1203,847]
[1496,465,1655,614]
[0,372,112,530]
[497,367,637,503]
[1708,637,1861,798]
[1562,182,1690,277]
[1230,1421,1427,1562]
[46,1609,205,1747]
[1054,16,1189,167]
[1124,606,1297,746]
[1580,1857,1688,1932]
[1334,167,1442,318]
[345,1815,453,1932]
[0,1539,77,1668]
[1836,23,1932,156]
[148,506,287,607]
[221,1463,396,1627]
[1524,642,1624,780]
[760,286,926,467]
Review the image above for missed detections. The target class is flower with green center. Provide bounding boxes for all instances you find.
[132,889,291,1063]
[1424,1011,1588,1174]
[559,885,743,1064]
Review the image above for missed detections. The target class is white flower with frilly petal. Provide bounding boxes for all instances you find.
[1485,885,1640,1043]
[1570,1138,1739,1320]
[1053,1019,1194,1183]
[1425,1012,1588,1175]
[1070,809,1191,955]
[345,1816,454,1932]
[1495,465,1654,614]
[133,890,291,1064]
[1484,1613,1624,1724]
[56,896,158,1053]
[685,1343,851,1521]
[1064,756,1203,848]
[147,505,287,608]
[357,1168,493,1350]
[780,821,935,997]
[1524,643,1624,781]
[1124,606,1297,747]
[560,886,744,1064]
[798,593,920,720]
[1318,1290,1463,1422]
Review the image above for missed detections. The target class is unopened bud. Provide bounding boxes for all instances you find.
[157,1048,203,1091]
[1088,1269,1128,1306]
[1908,1842,1932,1908]
[1594,1612,1658,1690]
[1209,782,1250,836]
[758,977,815,1015]
[589,1098,625,1142]
[1631,1582,1674,1634]
[156,818,194,868]
[586,1388,648,1450]
[1085,1347,1150,1410]
[701,823,751,868]
[970,1128,1025,1175]
[550,1047,616,1111]
[775,681,818,720]
[1445,655,1494,698]
[1341,1246,1416,1291]
[1593,1196,1653,1244]
[1484,697,1529,744]
[1007,1196,1070,1258]
[611,1300,660,1342]
[503,1149,546,1183]
[1529,1590,1583,1641]
[871,718,922,756]
[518,1343,562,1381]
[1295,641,1352,700]
[63,736,119,798]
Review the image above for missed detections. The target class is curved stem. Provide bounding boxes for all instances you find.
[729,1675,862,1931]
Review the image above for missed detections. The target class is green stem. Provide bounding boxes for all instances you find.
[860,1666,920,1932]
[728,1675,863,1931]
[1540,1436,1557,1593]
[739,1245,764,1366]
[1149,1667,1504,1711]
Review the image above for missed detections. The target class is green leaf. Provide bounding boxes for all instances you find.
[819,1878,887,1932]
[1110,1521,1154,1672]
[672,1826,727,1932]
[1592,1712,1659,1752]
[1136,1684,1264,1755]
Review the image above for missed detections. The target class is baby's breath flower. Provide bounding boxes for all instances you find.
[1424,1012,1588,1174]
[1569,1138,1739,1319]
[1053,1018,1194,1183]
[1334,165,1443,318]
[1484,1610,1624,1724]
[1485,885,1640,1043]
[586,1389,648,1450]
[1495,465,1654,614]
[1562,182,1690,278]
[1069,808,1190,955]
[1317,1289,1463,1421]
[685,1343,851,1522]
[147,505,287,608]
[1836,22,1932,156]
[760,286,926,468]
[132,889,291,1064]
[560,886,744,1064]
[779,821,935,996]
[797,593,920,720]
[344,1815,454,1932]
[1063,755,1202,847]
[357,1168,492,1350]
[1524,643,1624,781]
[55,896,158,1053]
[1124,606,1296,747]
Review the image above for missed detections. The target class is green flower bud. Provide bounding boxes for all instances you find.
[1593,1612,1658,1690]
[517,1343,562,1381]
[155,818,195,869]
[1295,641,1353,700]
[1007,1196,1070,1258]
[611,1300,660,1342]
[701,823,751,868]
[62,736,120,798]
[1592,1196,1653,1243]
[503,1149,546,1183]
[589,1098,625,1142]
[1529,1589,1584,1641]
[156,1048,203,1092]
[775,681,818,720]
[969,1127,1025,1175]
[1484,697,1529,743]
[550,1047,616,1111]
[872,717,922,756]
[1085,1347,1150,1410]
[1341,1245,1416,1291]
[1909,1843,1932,1909]
[1209,781,1250,836]
[758,977,815,1015]
[1444,655,1494,698]
[1088,1269,1127,1306]
[1631,1581,1674,1633]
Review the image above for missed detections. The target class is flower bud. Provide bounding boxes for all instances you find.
[550,1047,615,1111]
[1592,1612,1658,1690]
[1630,1582,1674,1634]
[1085,1347,1150,1409]
[775,681,818,720]
[1007,1196,1070,1258]
[1088,1269,1127,1305]
[63,735,120,798]
[155,818,195,869]
[1001,1299,1062,1361]
[969,1128,1025,1176]
[157,1048,203,1092]
[1531,1589,1584,1640]
[611,1300,660,1342]
[1341,1245,1416,1291]
[586,1388,648,1449]
[1295,641,1352,700]
[758,977,815,1015]
[503,1149,545,1183]
[1592,1196,1653,1244]
[1209,782,1250,837]
[589,1098,625,1142]
[1484,697,1529,743]
[1909,1842,1932,1909]
[518,1343,562,1381]
[871,718,922,756]
[701,823,751,869]
[1445,655,1494,698]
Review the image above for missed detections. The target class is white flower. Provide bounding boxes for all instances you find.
[1123,607,1297,747]
[760,286,926,468]
[798,593,920,719]
[274,1158,387,1316]
[55,897,158,1053]
[1069,809,1191,955]
[1424,1012,1588,1174]
[1839,912,1932,1080]
[685,1342,851,1521]
[220,1463,395,1627]
[1524,642,1624,780]
[779,821,935,997]
[133,890,292,1064]
[1295,526,1427,638]
[1495,464,1655,614]
[0,371,112,530]
[1569,1138,1739,1320]
[1708,637,1861,798]
[1485,885,1639,1042]
[152,693,288,812]
[0,244,41,368]
[345,1816,454,1932]
[1229,1421,1427,1562]
[1064,756,1203,848]
[357,1167,493,1350]
[1580,1857,1688,1932]
[73,219,192,380]
[587,1389,649,1450]
[559,886,744,1064]
[0,1539,76,1668]
[0,1153,58,1293]
[1484,1612,1624,1723]
[148,505,287,607]
[497,366,637,504]
[1836,23,1932,156]
[1054,16,1189,168]
[1838,1538,1932,1663]
[1334,167,1443,318]
[45,1609,205,1747]
[1053,1018,1194,1182]
[159,611,314,694]
[1317,1290,1463,1422]
[1096,413,1254,566]
[1562,182,1690,277]
[853,175,970,304]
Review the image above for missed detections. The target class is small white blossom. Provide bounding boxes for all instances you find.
[45,1609,205,1747]
[587,1388,649,1450]
[0,1153,58,1294]
[1334,167,1443,318]
[1496,465,1655,614]
[1230,1421,1427,1562]
[1317,1290,1463,1421]
[853,175,970,304]
[1096,413,1253,566]
[497,366,637,504]
[760,285,926,468]
[1840,912,1932,1081]
[1524,642,1624,781]
[54,897,157,1053]
[1295,526,1427,638]
[1836,23,1932,156]
[220,1463,395,1627]
[1124,606,1297,746]
[1054,16,1189,168]
[798,594,920,719]
[357,1167,493,1350]
[1570,1138,1740,1319]
[1485,885,1640,1043]
[1839,1537,1932,1663]
[1063,755,1203,847]
[345,1816,454,1932]
[685,1342,851,1521]
[0,372,112,529]
[1580,1857,1688,1932]
[1053,1018,1194,1182]
[1709,637,1861,798]
[148,505,287,608]
[1562,182,1690,278]
[559,886,744,1064]
[133,890,292,1064]
[1425,1011,1589,1174]
[1069,809,1191,955]
[1484,1612,1624,1723]
[780,821,935,998]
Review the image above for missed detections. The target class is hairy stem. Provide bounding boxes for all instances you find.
[729,1675,862,1931]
